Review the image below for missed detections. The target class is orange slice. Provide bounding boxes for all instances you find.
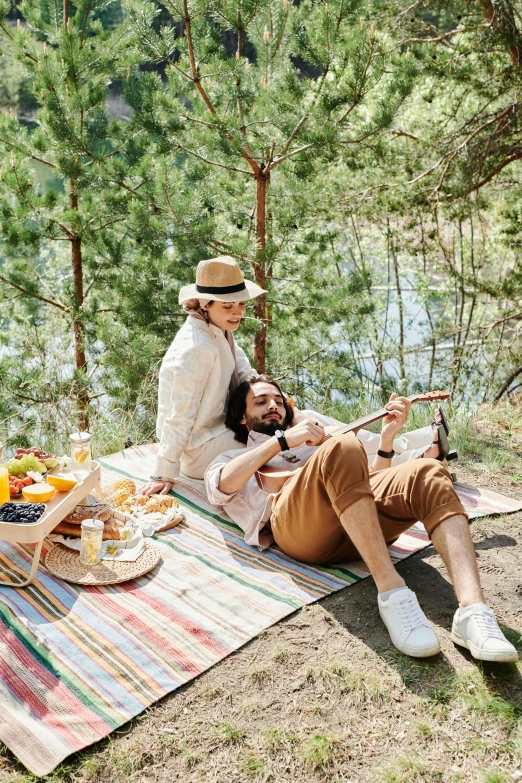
[75,449,90,465]
[47,474,78,492]
[22,484,55,503]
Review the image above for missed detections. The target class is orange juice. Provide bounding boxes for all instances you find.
[0,467,9,505]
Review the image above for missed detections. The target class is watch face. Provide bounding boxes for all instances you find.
[275,430,283,439]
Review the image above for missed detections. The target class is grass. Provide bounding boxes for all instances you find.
[414,722,433,738]
[451,400,522,478]
[249,664,271,685]
[299,733,340,769]
[272,644,291,662]
[217,723,247,745]
[305,660,395,704]
[262,727,298,751]
[480,770,511,783]
[241,752,268,778]
[179,747,206,769]
[380,756,438,783]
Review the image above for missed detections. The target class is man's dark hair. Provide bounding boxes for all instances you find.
[225,374,295,444]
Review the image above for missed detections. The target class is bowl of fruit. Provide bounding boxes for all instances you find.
[8,474,34,497]
[6,448,59,497]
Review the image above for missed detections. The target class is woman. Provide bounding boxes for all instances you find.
[142,256,265,496]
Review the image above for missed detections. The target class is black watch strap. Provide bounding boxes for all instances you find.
[275,430,289,452]
[377,448,395,459]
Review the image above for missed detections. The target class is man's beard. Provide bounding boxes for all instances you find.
[245,413,286,437]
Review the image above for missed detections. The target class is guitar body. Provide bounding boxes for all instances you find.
[255,444,318,494]
[255,390,450,492]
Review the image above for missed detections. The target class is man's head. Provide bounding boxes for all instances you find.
[226,375,295,444]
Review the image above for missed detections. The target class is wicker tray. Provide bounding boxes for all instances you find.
[45,540,162,585]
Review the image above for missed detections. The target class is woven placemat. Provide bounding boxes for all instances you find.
[44,540,162,585]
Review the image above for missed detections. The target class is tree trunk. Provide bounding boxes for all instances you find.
[70,183,89,430]
[478,0,522,68]
[253,169,269,373]
[392,241,406,387]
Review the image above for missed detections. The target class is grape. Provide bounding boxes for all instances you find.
[7,455,46,476]
[7,459,22,476]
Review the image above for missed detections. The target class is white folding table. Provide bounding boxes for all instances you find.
[0,462,103,587]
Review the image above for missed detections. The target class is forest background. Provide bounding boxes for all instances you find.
[0,0,521,456]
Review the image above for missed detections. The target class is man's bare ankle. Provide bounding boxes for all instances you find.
[376,576,406,593]
[458,592,485,608]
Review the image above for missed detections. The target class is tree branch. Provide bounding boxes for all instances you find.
[0,138,58,169]
[0,274,70,312]
[183,1,217,117]
[178,146,254,175]
[468,150,522,192]
[268,143,314,170]
[494,364,522,401]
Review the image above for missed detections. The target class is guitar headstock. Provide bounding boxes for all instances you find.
[409,390,450,402]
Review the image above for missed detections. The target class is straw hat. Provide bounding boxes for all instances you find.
[178,256,266,304]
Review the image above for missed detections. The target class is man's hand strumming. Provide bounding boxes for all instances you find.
[285,419,326,449]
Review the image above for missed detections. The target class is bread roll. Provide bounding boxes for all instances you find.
[63,503,111,525]
[52,517,124,540]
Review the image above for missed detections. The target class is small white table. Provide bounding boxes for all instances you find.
[0,462,103,588]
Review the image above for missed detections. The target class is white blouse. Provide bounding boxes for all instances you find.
[154,317,253,479]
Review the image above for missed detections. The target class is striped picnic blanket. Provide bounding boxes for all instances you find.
[0,443,520,775]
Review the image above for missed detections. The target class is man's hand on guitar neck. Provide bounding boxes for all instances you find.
[371,393,411,472]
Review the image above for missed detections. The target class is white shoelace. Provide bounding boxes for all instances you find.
[394,595,427,633]
[470,608,505,640]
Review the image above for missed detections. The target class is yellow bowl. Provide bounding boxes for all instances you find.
[47,474,78,492]
[22,484,55,503]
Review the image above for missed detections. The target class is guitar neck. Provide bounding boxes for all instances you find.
[257,390,449,482]
[332,394,421,435]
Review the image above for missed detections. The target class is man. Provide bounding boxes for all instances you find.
[205,376,518,662]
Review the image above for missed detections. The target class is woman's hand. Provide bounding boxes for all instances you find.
[141,480,174,496]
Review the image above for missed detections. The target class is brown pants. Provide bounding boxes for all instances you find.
[271,434,466,565]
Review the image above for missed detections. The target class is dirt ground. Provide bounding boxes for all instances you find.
[0,431,521,782]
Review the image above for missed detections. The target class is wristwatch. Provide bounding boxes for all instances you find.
[377,448,395,459]
[275,430,290,452]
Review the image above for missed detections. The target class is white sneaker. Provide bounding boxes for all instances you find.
[451,604,519,662]
[378,587,441,657]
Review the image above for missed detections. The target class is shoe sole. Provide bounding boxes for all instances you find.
[451,630,519,662]
[391,639,441,658]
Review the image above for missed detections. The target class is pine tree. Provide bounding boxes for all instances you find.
[125,0,416,372]
[0,0,147,431]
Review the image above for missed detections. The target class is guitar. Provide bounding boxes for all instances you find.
[256,390,450,494]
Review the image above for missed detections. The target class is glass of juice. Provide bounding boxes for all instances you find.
[69,432,92,477]
[79,518,103,566]
[0,467,9,505]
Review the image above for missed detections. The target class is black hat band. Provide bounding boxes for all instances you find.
[196,282,247,294]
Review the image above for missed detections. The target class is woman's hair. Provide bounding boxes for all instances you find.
[225,374,295,444]
[182,298,214,316]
